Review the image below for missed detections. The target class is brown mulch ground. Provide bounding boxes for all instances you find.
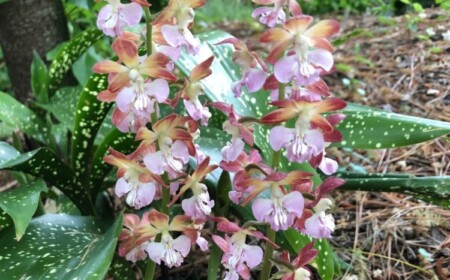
[325,8,450,280]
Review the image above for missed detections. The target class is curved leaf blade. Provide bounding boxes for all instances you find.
[0,213,122,279]
[0,141,20,164]
[338,173,450,209]
[71,74,111,181]
[48,28,103,94]
[337,110,450,149]
[0,148,94,215]
[0,179,47,240]
[0,92,46,143]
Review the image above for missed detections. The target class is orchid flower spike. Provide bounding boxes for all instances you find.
[96,0,146,37]
[252,0,302,28]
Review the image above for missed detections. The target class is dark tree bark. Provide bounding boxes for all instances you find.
[0,0,70,103]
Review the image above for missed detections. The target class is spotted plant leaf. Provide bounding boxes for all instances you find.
[0,210,13,231]
[107,254,135,279]
[284,230,335,280]
[89,129,136,198]
[36,86,81,131]
[0,179,47,240]
[0,147,95,215]
[0,92,47,143]
[0,213,122,279]
[336,110,450,149]
[71,74,111,182]
[338,172,450,209]
[48,28,103,94]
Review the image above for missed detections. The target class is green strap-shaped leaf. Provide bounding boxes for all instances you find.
[89,128,136,198]
[338,172,450,209]
[336,110,450,149]
[0,213,123,279]
[0,179,47,240]
[71,74,111,181]
[31,51,49,102]
[284,229,335,280]
[48,28,103,94]
[0,147,94,215]
[0,92,46,143]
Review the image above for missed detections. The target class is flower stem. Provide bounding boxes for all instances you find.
[143,7,152,55]
[260,82,286,280]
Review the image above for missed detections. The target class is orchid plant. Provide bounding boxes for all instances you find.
[1,0,450,279]
[93,0,347,278]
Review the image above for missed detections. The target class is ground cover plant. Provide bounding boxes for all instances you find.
[0,0,449,279]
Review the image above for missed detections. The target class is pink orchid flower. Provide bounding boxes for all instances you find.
[118,214,151,262]
[260,15,340,64]
[174,56,215,125]
[275,243,317,280]
[136,114,198,178]
[103,148,164,209]
[110,106,152,133]
[239,172,311,230]
[137,210,195,267]
[262,98,346,165]
[266,75,330,102]
[212,102,257,162]
[302,198,335,239]
[154,0,205,56]
[170,157,218,220]
[212,218,278,280]
[252,0,302,28]
[216,38,267,97]
[96,0,143,37]
[93,38,177,93]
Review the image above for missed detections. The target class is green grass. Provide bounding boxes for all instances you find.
[195,0,255,24]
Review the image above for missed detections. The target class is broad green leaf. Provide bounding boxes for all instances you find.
[71,74,111,182]
[0,179,47,240]
[73,47,103,85]
[336,110,450,149]
[338,173,450,209]
[284,230,335,280]
[31,51,49,103]
[48,28,103,94]
[0,147,95,215]
[0,91,46,143]
[90,128,136,198]
[0,213,123,279]
[36,86,81,131]
[107,254,135,279]
[0,210,13,231]
[0,141,20,164]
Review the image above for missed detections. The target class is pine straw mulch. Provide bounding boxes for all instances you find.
[322,8,450,280]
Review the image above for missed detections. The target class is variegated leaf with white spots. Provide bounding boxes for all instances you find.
[71,74,111,183]
[47,28,103,95]
[0,147,95,215]
[337,109,450,149]
[0,92,47,143]
[0,213,122,279]
[0,179,47,240]
[338,172,450,209]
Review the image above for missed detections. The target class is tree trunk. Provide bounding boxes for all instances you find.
[0,0,69,103]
